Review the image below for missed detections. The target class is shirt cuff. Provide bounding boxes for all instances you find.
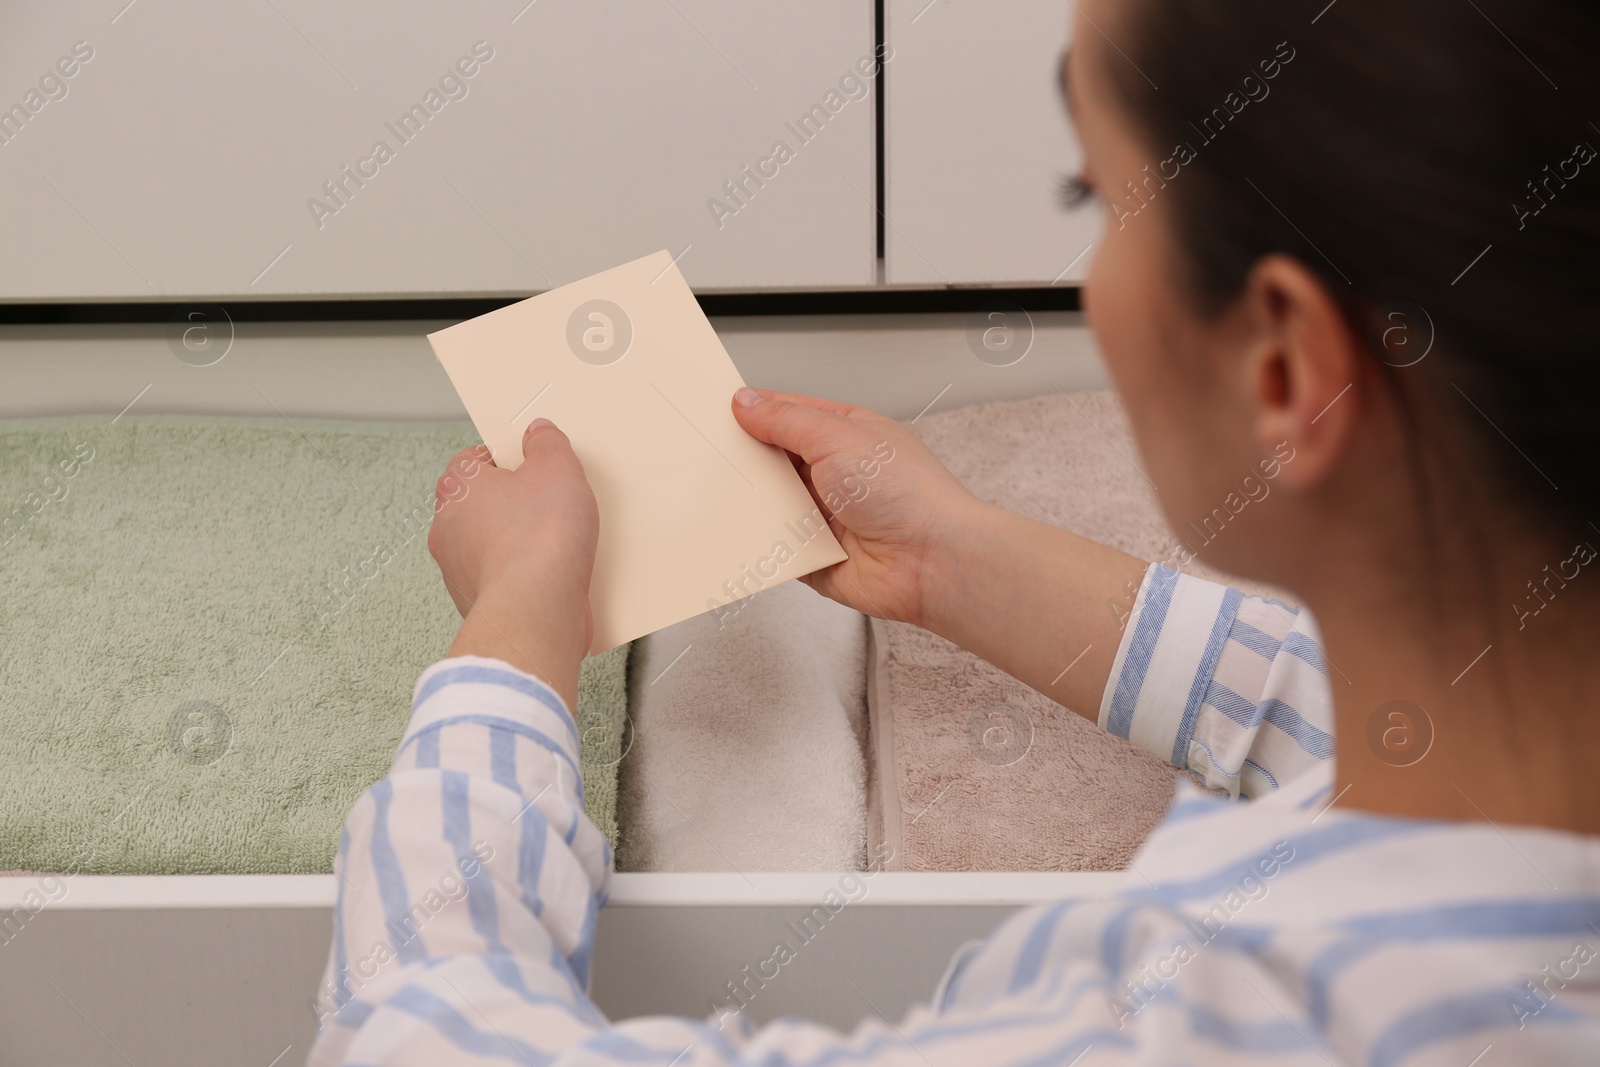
[404,654,581,771]
[1099,564,1243,767]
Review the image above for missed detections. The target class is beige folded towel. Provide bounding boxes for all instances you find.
[868,391,1244,872]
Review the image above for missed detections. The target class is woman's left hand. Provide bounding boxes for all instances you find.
[428,419,599,710]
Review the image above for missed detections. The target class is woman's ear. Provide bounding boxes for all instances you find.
[1240,254,1369,491]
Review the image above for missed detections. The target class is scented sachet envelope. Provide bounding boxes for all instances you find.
[428,250,847,653]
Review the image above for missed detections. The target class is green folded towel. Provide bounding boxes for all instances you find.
[575,645,629,847]
[0,415,628,874]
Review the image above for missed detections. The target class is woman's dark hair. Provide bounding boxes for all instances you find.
[1099,1,1600,538]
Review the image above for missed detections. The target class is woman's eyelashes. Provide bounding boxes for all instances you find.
[1058,172,1097,209]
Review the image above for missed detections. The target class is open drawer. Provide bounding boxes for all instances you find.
[0,871,1123,1066]
[0,317,1120,1066]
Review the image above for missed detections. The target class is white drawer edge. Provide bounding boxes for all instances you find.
[605,871,1128,906]
[0,871,1127,910]
[0,874,337,910]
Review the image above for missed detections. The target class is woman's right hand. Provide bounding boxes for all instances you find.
[730,386,984,629]
[733,385,1152,724]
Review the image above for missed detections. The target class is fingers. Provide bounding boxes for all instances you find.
[445,444,491,476]
[732,388,855,463]
[435,417,571,513]
[436,445,491,510]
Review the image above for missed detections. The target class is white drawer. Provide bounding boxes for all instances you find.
[0,317,1117,1064]
[0,871,1121,1067]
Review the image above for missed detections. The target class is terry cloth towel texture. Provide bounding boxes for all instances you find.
[0,416,628,875]
[868,391,1277,872]
[617,579,870,872]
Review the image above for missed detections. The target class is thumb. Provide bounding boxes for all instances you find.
[518,417,579,472]
[731,387,845,463]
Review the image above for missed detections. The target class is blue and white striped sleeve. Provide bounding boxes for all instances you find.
[1098,563,1334,798]
[308,655,1138,1065]
[308,654,615,1064]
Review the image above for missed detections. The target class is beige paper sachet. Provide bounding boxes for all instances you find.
[428,250,847,653]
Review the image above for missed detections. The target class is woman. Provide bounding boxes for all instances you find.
[311,0,1600,1062]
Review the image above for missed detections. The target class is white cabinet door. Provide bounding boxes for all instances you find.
[884,1,1103,286]
[0,0,877,300]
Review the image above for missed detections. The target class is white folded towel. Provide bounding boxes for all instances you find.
[617,580,869,872]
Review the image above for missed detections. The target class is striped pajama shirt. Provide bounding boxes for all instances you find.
[310,563,1600,1065]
